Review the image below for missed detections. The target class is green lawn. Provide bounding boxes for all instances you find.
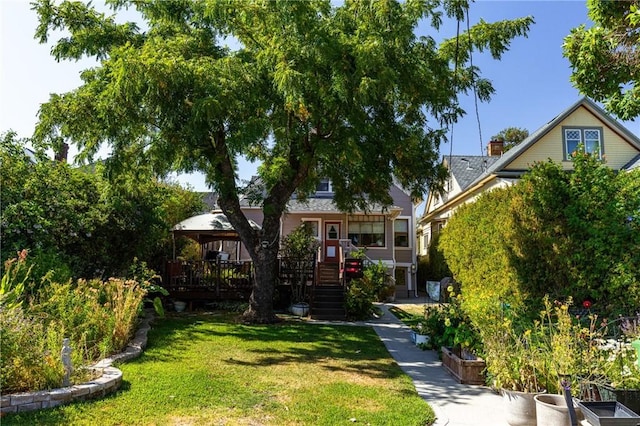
[4,312,435,425]
[388,304,426,328]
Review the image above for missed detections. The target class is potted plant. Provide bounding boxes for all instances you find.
[481,304,552,426]
[484,323,547,426]
[280,223,320,317]
[437,287,485,384]
[585,314,640,415]
[410,320,431,347]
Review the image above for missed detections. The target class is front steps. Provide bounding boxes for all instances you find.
[317,262,340,285]
[311,285,346,320]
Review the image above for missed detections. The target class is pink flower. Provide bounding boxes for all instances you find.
[582,300,592,309]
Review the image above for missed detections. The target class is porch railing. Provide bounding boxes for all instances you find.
[339,239,376,267]
[164,259,253,300]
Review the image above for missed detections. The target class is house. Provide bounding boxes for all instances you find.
[240,178,420,299]
[417,97,640,257]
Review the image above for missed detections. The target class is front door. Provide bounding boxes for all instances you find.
[324,221,341,263]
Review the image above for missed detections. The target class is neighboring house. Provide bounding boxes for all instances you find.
[417,97,640,257]
[239,178,420,298]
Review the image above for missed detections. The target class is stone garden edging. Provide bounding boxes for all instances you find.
[0,311,153,415]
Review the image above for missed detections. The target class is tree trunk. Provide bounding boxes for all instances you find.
[242,241,280,323]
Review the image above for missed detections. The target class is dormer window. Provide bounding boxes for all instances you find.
[316,178,331,193]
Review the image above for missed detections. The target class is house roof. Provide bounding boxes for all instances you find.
[623,153,640,170]
[238,175,403,215]
[464,97,640,189]
[445,155,500,191]
[285,198,401,215]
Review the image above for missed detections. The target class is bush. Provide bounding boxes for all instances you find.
[0,131,205,280]
[440,155,640,327]
[1,252,147,393]
[364,261,394,302]
[345,278,377,320]
[345,261,394,320]
[417,232,451,284]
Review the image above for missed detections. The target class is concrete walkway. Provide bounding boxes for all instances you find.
[363,300,509,426]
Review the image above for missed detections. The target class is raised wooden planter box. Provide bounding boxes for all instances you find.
[441,346,486,385]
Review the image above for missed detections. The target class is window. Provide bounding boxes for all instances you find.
[394,219,409,247]
[394,268,406,287]
[316,178,331,193]
[348,216,385,247]
[563,127,603,159]
[301,219,320,239]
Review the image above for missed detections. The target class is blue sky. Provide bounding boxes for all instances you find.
[2,1,637,191]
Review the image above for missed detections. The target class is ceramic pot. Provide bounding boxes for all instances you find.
[174,301,187,312]
[534,394,581,426]
[414,334,430,346]
[502,389,541,426]
[290,302,309,317]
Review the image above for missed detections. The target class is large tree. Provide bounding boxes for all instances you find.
[32,0,532,323]
[564,0,640,120]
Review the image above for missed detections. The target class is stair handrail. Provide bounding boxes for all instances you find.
[338,239,375,267]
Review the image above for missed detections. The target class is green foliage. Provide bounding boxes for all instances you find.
[345,261,394,320]
[440,154,639,392]
[481,298,600,394]
[510,154,640,316]
[440,154,640,327]
[364,261,394,302]
[417,232,451,283]
[490,127,529,152]
[127,257,167,317]
[0,250,31,310]
[30,0,532,322]
[280,223,321,261]
[422,287,482,354]
[0,132,204,280]
[280,223,320,303]
[439,186,524,331]
[564,0,640,119]
[345,278,378,321]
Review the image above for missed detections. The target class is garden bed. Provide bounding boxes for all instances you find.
[441,346,486,385]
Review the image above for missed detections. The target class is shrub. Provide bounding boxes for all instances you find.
[1,251,147,393]
[364,261,394,302]
[345,277,377,320]
[440,155,640,327]
[417,232,451,284]
[345,261,394,320]
[439,186,526,332]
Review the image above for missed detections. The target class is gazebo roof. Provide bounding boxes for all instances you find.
[172,212,261,243]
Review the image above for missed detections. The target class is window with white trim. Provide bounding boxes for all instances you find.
[563,127,603,159]
[394,219,409,247]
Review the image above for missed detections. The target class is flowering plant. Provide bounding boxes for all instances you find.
[422,286,482,355]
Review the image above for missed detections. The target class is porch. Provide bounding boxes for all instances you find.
[165,259,254,304]
[163,258,349,318]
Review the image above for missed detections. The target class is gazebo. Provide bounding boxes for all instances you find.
[171,211,261,259]
[166,212,261,304]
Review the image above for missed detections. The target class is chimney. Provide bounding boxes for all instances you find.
[54,143,69,163]
[487,139,504,157]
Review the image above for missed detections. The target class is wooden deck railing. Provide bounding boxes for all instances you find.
[164,259,253,301]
